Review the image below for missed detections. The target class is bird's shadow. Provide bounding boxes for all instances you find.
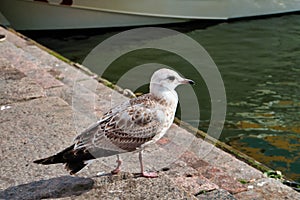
[0,171,163,199]
[0,176,94,200]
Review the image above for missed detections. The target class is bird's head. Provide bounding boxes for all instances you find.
[150,68,194,94]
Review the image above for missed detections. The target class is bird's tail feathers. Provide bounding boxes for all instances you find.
[33,144,95,174]
[33,144,75,165]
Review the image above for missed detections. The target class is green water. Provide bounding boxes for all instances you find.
[24,14,300,181]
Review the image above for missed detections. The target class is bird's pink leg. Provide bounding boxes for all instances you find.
[111,155,122,174]
[139,151,158,178]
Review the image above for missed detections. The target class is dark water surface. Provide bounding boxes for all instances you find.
[23,14,300,181]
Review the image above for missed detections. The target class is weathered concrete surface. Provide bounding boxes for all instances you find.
[234,178,300,200]
[0,97,75,187]
[1,26,299,199]
[76,173,196,200]
[196,189,236,200]
[0,62,44,105]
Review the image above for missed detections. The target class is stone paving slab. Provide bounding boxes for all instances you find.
[189,137,264,181]
[76,174,197,200]
[0,97,75,189]
[196,189,236,200]
[1,28,30,50]
[1,26,300,199]
[0,41,64,89]
[0,63,44,105]
[234,178,300,200]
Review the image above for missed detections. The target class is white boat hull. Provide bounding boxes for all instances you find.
[0,0,299,30]
[0,0,188,30]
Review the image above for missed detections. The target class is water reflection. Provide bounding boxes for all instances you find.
[228,133,300,182]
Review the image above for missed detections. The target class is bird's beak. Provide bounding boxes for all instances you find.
[180,79,195,85]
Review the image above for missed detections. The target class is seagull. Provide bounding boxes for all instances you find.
[34,68,194,178]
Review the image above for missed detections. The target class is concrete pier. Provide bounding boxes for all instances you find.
[0,26,299,199]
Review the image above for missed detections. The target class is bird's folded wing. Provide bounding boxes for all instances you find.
[74,102,165,153]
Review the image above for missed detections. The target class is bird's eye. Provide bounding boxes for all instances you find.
[167,76,175,81]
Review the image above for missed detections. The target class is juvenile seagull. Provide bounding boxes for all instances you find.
[34,68,194,178]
